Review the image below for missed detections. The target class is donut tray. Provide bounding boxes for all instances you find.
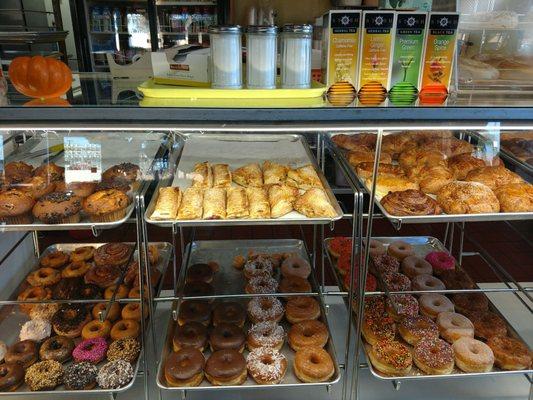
[325,131,533,226]
[324,236,533,380]
[174,239,323,300]
[144,132,343,227]
[0,130,171,232]
[0,241,173,395]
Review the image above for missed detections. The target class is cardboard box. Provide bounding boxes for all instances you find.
[151,45,210,87]
[379,0,432,11]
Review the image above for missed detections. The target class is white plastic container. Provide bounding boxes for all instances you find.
[209,25,242,89]
[280,24,313,89]
[246,25,278,89]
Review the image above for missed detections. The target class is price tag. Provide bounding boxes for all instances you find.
[64,136,102,183]
[476,122,500,166]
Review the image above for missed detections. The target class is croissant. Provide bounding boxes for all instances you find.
[380,189,441,216]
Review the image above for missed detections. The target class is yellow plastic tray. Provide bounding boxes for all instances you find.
[139,96,326,108]
[138,78,327,100]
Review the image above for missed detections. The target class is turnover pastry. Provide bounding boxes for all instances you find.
[448,153,488,180]
[151,187,181,220]
[233,163,263,188]
[246,187,270,218]
[294,188,336,218]
[410,165,454,195]
[178,187,203,219]
[364,176,419,199]
[212,164,231,188]
[203,188,226,219]
[191,162,212,189]
[437,181,500,214]
[494,183,533,212]
[332,133,376,150]
[347,150,392,167]
[226,187,249,218]
[287,165,322,190]
[398,148,447,172]
[420,137,473,158]
[355,163,404,179]
[268,184,299,218]
[382,133,418,159]
[263,161,288,185]
[465,166,523,190]
[381,190,441,216]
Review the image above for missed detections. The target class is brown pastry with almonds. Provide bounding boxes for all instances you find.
[233,163,263,188]
[465,166,523,190]
[411,165,455,195]
[347,150,392,167]
[355,163,404,179]
[437,181,499,214]
[287,165,322,190]
[494,183,533,212]
[381,189,441,216]
[365,176,419,199]
[294,188,336,218]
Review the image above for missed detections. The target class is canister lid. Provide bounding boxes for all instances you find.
[246,25,278,34]
[281,24,313,34]
[208,25,242,34]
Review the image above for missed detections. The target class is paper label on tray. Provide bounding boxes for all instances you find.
[64,136,102,183]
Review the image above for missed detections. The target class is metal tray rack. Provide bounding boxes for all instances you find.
[1,130,171,232]
[157,239,341,390]
[325,131,533,227]
[145,133,343,227]
[323,236,533,380]
[0,241,173,396]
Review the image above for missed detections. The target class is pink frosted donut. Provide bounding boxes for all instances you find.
[281,256,311,279]
[424,251,455,276]
[72,337,108,364]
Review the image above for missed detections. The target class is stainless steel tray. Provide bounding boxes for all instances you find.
[324,236,533,380]
[1,130,170,232]
[326,132,533,226]
[175,239,321,299]
[157,240,340,390]
[145,133,343,227]
[0,241,172,395]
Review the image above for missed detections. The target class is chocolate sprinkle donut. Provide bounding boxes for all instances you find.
[63,362,98,390]
[97,360,134,389]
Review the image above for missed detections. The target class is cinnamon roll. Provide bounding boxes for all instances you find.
[84,265,121,288]
[380,189,441,216]
[94,243,132,268]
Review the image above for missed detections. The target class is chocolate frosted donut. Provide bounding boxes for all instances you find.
[39,336,74,363]
[5,340,38,369]
[0,362,24,391]
[205,349,247,386]
[178,300,211,326]
[102,163,139,183]
[213,302,246,327]
[209,323,245,352]
[52,277,81,300]
[183,281,215,298]
[94,243,132,267]
[173,322,208,352]
[440,269,475,290]
[84,264,121,288]
[165,348,205,387]
[186,263,214,283]
[52,304,90,338]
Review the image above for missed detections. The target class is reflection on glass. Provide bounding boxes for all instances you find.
[64,137,102,184]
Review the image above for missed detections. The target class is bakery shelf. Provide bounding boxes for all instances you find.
[323,236,533,381]
[144,133,343,227]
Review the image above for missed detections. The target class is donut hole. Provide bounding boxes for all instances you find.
[0,369,8,378]
[89,325,99,332]
[261,356,273,365]
[310,355,321,364]
[303,329,314,338]
[222,331,232,338]
[260,300,272,311]
[50,340,62,350]
[118,324,127,331]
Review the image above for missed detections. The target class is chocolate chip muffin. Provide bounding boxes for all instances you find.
[0,189,35,224]
[82,189,130,222]
[55,181,96,198]
[34,162,64,182]
[32,191,82,224]
[102,163,139,184]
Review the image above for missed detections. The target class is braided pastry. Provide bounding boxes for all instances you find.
[380,189,441,216]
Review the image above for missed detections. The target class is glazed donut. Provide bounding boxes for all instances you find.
[186,263,214,283]
[387,241,415,260]
[362,314,396,345]
[386,294,419,321]
[419,293,454,320]
[173,321,208,352]
[424,251,455,276]
[286,297,321,324]
[106,338,140,363]
[92,302,121,322]
[82,319,112,340]
[94,243,132,267]
[247,347,287,384]
[398,315,439,345]
[39,335,74,363]
[452,337,494,373]
[61,261,91,278]
[40,250,69,269]
[293,346,335,383]
[5,340,38,369]
[122,303,148,321]
[0,362,24,391]
[412,274,446,292]
[247,297,284,324]
[370,254,400,275]
[288,320,329,351]
[247,321,285,351]
[70,246,95,262]
[365,239,386,257]
[209,323,246,352]
[281,256,311,279]
[111,319,140,341]
[84,264,121,288]
[183,281,215,298]
[439,269,475,290]
[382,272,411,292]
[327,237,352,258]
[104,284,129,300]
[165,348,205,387]
[245,275,278,295]
[24,360,63,391]
[368,340,412,376]
[73,337,108,364]
[213,302,246,328]
[205,349,247,386]
[487,336,532,370]
[26,268,61,287]
[17,286,51,314]
[436,312,474,343]
[469,311,507,340]
[401,256,432,278]
[243,256,274,280]
[413,338,454,375]
[52,305,90,338]
[279,276,312,297]
[178,300,211,326]
[452,293,489,316]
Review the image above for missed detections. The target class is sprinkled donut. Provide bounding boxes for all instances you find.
[73,337,108,364]
[247,347,287,384]
[386,294,419,321]
[243,256,274,280]
[413,338,454,375]
[97,359,134,389]
[382,272,411,292]
[247,297,284,324]
[370,254,399,275]
[245,275,278,294]
[398,315,439,345]
[247,321,285,351]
